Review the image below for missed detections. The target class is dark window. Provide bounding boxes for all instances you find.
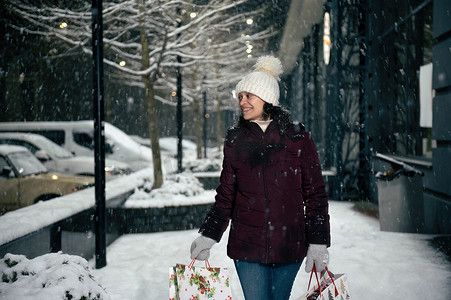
[0,156,8,172]
[0,130,65,145]
[0,139,39,154]
[0,156,11,178]
[73,132,94,150]
[35,130,65,145]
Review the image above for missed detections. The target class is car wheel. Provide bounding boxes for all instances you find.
[34,194,60,203]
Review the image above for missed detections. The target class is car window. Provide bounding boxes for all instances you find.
[73,132,94,150]
[8,151,47,176]
[0,139,39,154]
[4,130,65,146]
[0,156,9,177]
[37,130,65,145]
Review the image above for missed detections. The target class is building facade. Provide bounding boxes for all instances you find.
[279,0,450,233]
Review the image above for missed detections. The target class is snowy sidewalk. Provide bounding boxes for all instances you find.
[90,201,451,300]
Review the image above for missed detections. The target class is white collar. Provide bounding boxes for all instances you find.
[251,119,272,132]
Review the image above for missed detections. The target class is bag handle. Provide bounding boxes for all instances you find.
[324,266,339,296]
[307,265,339,297]
[188,258,211,271]
[307,264,322,297]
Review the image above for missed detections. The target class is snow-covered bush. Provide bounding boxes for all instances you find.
[0,252,109,300]
[184,151,223,172]
[124,172,215,208]
[128,172,204,201]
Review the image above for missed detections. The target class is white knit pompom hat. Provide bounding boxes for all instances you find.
[235,55,283,106]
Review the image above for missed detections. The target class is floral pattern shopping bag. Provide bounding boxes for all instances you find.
[169,260,232,300]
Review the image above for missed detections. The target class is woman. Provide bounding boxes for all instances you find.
[190,55,330,300]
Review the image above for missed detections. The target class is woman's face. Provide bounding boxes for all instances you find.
[238,92,265,121]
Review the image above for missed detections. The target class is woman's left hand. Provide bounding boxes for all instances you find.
[305,244,329,272]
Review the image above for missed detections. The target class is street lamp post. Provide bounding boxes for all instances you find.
[91,0,106,269]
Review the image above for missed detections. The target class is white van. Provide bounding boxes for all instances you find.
[0,121,152,171]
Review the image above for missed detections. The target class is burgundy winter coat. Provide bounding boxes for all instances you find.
[199,117,330,264]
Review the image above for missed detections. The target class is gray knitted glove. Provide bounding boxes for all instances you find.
[190,235,216,261]
[305,244,329,273]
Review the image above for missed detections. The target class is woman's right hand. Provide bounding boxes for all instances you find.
[190,235,217,261]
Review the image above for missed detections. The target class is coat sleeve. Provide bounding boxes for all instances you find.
[198,130,238,242]
[300,132,331,246]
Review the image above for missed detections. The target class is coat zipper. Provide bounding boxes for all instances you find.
[261,132,270,264]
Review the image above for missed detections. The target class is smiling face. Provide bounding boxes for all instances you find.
[238,92,266,121]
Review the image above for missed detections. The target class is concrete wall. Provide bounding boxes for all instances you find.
[0,203,213,261]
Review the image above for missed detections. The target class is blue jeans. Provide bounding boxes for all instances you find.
[234,259,302,300]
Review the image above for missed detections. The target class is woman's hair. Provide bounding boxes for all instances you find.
[236,103,293,135]
[262,102,275,120]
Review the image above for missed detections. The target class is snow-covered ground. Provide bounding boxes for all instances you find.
[2,195,450,299]
[88,198,451,300]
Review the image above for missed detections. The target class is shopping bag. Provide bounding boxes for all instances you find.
[169,259,232,300]
[296,265,351,300]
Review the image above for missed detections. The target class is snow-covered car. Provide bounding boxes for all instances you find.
[0,121,152,171]
[0,145,95,214]
[0,132,132,181]
[132,135,223,174]
[132,136,198,155]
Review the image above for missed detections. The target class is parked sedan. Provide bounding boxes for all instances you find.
[0,132,132,181]
[0,145,95,214]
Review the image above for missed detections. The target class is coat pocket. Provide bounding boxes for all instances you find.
[272,158,302,189]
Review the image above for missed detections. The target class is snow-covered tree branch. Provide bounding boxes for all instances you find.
[4,0,277,186]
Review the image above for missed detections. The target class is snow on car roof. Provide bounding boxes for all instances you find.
[0,132,74,158]
[0,131,52,141]
[0,144,30,155]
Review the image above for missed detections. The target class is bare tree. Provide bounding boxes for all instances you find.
[5,0,275,187]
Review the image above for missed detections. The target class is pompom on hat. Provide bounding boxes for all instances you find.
[235,55,283,106]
